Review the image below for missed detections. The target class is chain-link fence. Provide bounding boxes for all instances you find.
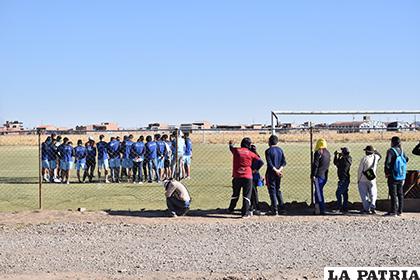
[0,128,419,211]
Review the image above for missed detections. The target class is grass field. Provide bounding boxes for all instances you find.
[0,141,419,211]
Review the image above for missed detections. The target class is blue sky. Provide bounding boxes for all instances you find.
[0,0,419,128]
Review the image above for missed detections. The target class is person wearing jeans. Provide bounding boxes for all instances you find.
[384,136,409,216]
[333,147,352,213]
[311,138,331,215]
[265,135,287,215]
[357,145,381,214]
[164,179,191,217]
[228,138,262,218]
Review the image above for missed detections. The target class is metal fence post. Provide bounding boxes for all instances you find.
[38,131,42,210]
[175,128,179,180]
[309,124,314,206]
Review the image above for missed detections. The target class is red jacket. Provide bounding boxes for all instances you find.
[230,145,260,179]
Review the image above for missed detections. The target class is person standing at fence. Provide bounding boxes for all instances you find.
[250,144,264,216]
[41,136,52,182]
[183,132,193,180]
[413,141,420,156]
[121,134,134,182]
[333,147,352,213]
[84,137,96,183]
[311,138,331,215]
[228,137,262,218]
[156,134,166,182]
[164,179,191,217]
[60,139,74,184]
[265,135,287,215]
[145,135,159,183]
[108,136,121,183]
[384,136,409,216]
[357,145,381,214]
[131,135,145,184]
[74,139,87,183]
[97,134,110,183]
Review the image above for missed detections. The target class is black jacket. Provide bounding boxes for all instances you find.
[413,143,420,156]
[312,149,331,180]
[333,154,352,180]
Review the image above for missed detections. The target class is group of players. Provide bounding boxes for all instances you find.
[41,131,193,184]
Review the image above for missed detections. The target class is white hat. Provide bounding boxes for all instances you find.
[88,136,94,141]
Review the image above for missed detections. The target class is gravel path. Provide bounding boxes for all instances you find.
[0,211,420,279]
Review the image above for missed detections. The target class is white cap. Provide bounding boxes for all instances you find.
[88,136,94,141]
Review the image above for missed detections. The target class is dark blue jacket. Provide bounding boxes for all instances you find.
[265,146,287,180]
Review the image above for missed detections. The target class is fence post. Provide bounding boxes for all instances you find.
[174,128,179,180]
[38,131,42,210]
[309,124,314,206]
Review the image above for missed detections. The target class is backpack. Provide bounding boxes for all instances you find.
[391,147,407,181]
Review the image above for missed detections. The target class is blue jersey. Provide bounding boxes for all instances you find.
[62,144,74,162]
[74,146,87,163]
[58,144,65,160]
[131,142,145,159]
[41,142,50,161]
[49,143,58,161]
[123,140,134,159]
[86,144,96,161]
[108,140,121,159]
[97,141,109,160]
[145,141,157,160]
[184,138,192,156]
[171,140,176,156]
[156,140,166,157]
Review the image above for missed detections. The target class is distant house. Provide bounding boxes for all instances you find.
[212,124,245,130]
[387,121,411,132]
[245,124,263,130]
[148,123,169,130]
[0,121,25,134]
[75,122,119,132]
[36,124,57,134]
[329,116,386,133]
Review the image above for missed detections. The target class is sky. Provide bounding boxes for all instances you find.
[0,0,419,129]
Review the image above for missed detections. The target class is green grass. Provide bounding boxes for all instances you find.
[0,141,419,211]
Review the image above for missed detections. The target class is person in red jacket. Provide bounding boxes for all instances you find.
[227,137,263,218]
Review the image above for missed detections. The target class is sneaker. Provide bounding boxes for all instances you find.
[54,178,61,183]
[384,212,398,217]
[66,181,70,185]
[370,209,376,215]
[267,211,278,216]
[253,210,262,216]
[242,214,251,219]
[138,181,143,185]
[169,211,177,218]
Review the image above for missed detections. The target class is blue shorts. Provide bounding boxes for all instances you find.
[122,158,133,169]
[42,160,50,169]
[60,161,73,171]
[157,157,164,169]
[49,160,57,169]
[76,161,86,171]
[109,158,121,168]
[183,155,192,166]
[98,159,109,170]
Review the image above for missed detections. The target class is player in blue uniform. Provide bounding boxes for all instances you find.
[74,139,87,183]
[145,135,159,183]
[108,136,121,183]
[162,134,173,180]
[84,137,96,183]
[97,134,110,183]
[60,139,74,184]
[131,135,146,184]
[41,136,52,182]
[155,134,166,181]
[122,134,134,182]
[183,132,193,179]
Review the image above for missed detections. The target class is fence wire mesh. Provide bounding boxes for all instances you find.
[0,128,419,211]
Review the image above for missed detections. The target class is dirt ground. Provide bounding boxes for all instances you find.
[1,210,420,280]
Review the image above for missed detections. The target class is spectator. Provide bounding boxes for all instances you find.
[333,147,352,213]
[265,135,287,216]
[357,145,381,214]
[164,179,191,217]
[311,138,331,215]
[249,144,264,216]
[384,136,409,216]
[183,132,193,179]
[228,137,262,218]
[413,141,420,156]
